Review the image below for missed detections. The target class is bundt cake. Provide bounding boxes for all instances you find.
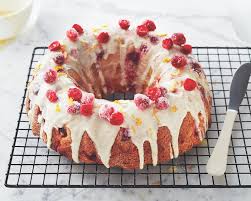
[26,20,212,169]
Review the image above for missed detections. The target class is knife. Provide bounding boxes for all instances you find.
[206,63,251,176]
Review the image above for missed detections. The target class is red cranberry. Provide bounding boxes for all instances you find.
[146,86,162,101]
[97,32,110,43]
[184,78,197,91]
[46,90,58,102]
[119,19,130,30]
[99,104,115,120]
[136,25,148,37]
[134,94,151,110]
[48,41,61,51]
[162,38,173,50]
[171,33,186,46]
[53,53,65,65]
[143,20,156,31]
[80,103,93,116]
[44,69,57,84]
[155,97,169,110]
[68,87,82,101]
[110,112,124,125]
[181,44,192,54]
[66,28,78,41]
[171,55,187,68]
[72,24,84,34]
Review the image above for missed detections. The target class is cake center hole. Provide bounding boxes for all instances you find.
[103,92,135,101]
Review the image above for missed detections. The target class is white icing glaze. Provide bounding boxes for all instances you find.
[27,24,211,169]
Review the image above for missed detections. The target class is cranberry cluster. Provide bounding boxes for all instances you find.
[162,33,192,54]
[67,88,95,116]
[99,104,124,126]
[134,86,169,110]
[136,20,156,37]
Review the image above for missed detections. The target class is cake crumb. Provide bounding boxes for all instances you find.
[201,139,208,146]
[167,165,177,173]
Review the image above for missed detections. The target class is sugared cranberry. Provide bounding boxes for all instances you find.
[46,90,58,102]
[159,86,168,97]
[82,93,95,104]
[181,44,192,54]
[80,103,93,116]
[119,19,130,30]
[162,38,173,50]
[53,53,65,65]
[184,78,197,91]
[66,28,78,41]
[72,24,84,34]
[110,112,124,125]
[150,36,159,44]
[171,55,187,68]
[68,87,82,101]
[140,44,149,53]
[145,86,162,101]
[134,94,151,110]
[136,25,148,37]
[44,69,57,84]
[143,20,156,31]
[97,32,110,43]
[155,97,169,110]
[99,104,115,120]
[48,41,61,51]
[67,103,80,114]
[171,33,186,46]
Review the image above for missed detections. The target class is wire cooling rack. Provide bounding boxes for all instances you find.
[5,47,251,188]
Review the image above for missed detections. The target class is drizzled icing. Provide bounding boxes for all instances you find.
[27,24,211,169]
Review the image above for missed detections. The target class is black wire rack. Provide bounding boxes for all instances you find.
[5,47,251,188]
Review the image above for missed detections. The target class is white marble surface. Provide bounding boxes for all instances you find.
[1,0,251,200]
